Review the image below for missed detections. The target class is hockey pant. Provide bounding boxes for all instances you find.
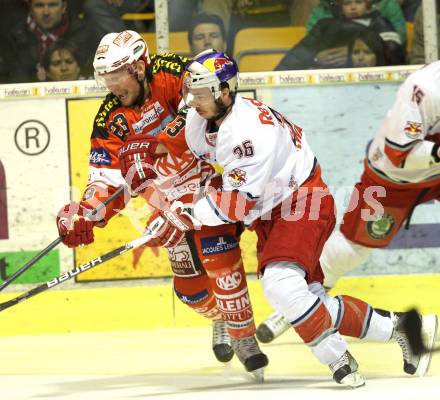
[320,230,372,288]
[262,261,394,365]
[170,224,256,339]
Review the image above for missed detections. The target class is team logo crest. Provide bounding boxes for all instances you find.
[228,168,247,187]
[288,176,299,191]
[404,121,422,139]
[366,213,395,240]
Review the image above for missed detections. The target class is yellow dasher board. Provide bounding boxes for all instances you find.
[66,98,258,281]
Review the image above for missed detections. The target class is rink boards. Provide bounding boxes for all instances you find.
[0,274,439,336]
[0,65,439,330]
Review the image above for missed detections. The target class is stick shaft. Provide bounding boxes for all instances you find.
[0,233,152,311]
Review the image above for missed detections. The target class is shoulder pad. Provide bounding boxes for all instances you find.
[92,93,121,139]
[151,52,191,76]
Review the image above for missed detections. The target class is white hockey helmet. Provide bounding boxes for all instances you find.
[93,30,150,85]
[183,49,238,106]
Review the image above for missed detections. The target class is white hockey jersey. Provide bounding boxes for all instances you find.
[368,61,440,185]
[185,95,317,226]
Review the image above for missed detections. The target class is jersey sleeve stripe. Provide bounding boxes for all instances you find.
[211,191,257,222]
[243,191,260,201]
[206,194,235,224]
[384,144,413,167]
[385,137,418,151]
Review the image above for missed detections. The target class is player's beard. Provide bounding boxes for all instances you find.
[208,98,231,122]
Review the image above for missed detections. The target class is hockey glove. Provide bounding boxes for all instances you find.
[56,201,102,248]
[118,135,160,194]
[146,201,200,248]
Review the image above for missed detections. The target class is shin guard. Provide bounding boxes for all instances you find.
[195,226,256,339]
[210,260,256,339]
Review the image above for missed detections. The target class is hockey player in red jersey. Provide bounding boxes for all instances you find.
[126,50,438,388]
[55,31,267,379]
[56,30,188,248]
[257,61,440,346]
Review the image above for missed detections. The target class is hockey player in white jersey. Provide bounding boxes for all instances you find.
[135,50,437,387]
[257,62,440,348]
[321,60,440,288]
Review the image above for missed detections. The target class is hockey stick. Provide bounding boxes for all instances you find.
[0,185,127,292]
[402,308,440,355]
[0,215,165,312]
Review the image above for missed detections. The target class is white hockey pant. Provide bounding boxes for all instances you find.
[262,261,393,365]
[320,230,372,288]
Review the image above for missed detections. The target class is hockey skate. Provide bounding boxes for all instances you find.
[393,311,438,376]
[231,336,269,383]
[328,350,365,388]
[212,320,234,363]
[256,311,291,343]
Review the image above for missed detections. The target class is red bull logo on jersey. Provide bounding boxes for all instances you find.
[228,168,247,187]
[288,176,299,191]
[404,121,422,139]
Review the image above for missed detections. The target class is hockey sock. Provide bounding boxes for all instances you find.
[209,259,256,339]
[336,295,393,340]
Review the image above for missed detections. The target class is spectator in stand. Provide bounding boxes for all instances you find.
[168,0,199,31]
[4,0,91,83]
[409,0,440,64]
[307,0,407,45]
[82,0,151,50]
[42,40,87,81]
[188,13,227,57]
[349,29,386,66]
[289,0,320,25]
[0,2,9,83]
[200,0,293,52]
[200,0,292,33]
[398,0,421,22]
[275,0,404,71]
[0,0,28,82]
[0,48,7,84]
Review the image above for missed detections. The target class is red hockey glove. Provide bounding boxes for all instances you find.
[56,201,102,248]
[118,135,159,194]
[146,202,200,248]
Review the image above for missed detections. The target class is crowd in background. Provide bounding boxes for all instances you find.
[0,0,438,84]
